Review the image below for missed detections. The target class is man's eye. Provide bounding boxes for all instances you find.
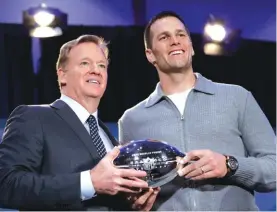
[98,64,106,69]
[159,36,167,40]
[80,61,89,66]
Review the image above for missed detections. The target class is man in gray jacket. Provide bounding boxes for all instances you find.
[118,11,276,211]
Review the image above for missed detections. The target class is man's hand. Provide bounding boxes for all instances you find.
[177,149,227,180]
[127,187,161,211]
[90,147,149,195]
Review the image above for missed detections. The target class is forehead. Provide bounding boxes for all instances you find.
[150,16,187,37]
[68,42,107,62]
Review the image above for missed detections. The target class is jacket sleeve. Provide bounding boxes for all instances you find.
[230,91,276,192]
[118,117,133,145]
[0,105,81,210]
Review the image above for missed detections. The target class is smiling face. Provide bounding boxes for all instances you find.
[146,16,194,73]
[57,42,108,101]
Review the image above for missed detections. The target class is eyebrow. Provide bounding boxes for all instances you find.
[80,57,107,64]
[97,60,107,64]
[157,29,187,37]
[176,29,187,34]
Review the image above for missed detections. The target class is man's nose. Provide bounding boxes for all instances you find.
[170,36,180,45]
[88,64,100,74]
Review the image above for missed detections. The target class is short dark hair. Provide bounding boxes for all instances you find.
[143,11,190,49]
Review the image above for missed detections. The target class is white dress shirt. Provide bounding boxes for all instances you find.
[60,94,113,200]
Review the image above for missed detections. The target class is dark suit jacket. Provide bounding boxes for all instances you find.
[0,100,130,211]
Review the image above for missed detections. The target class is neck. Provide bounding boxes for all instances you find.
[62,91,100,114]
[158,67,195,95]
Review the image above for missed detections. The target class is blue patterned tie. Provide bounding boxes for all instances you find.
[86,115,107,158]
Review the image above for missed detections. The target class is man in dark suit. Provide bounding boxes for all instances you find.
[0,34,159,211]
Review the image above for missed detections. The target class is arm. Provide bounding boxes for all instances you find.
[0,105,81,210]
[179,91,276,192]
[118,118,132,145]
[231,91,276,192]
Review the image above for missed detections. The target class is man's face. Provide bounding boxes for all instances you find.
[58,42,108,100]
[146,16,194,72]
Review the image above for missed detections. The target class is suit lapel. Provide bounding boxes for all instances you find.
[98,119,118,147]
[50,99,101,160]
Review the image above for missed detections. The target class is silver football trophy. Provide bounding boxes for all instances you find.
[113,139,185,187]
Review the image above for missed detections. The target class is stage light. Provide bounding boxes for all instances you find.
[33,11,55,27]
[23,3,67,38]
[204,23,226,42]
[203,43,224,56]
[203,15,241,56]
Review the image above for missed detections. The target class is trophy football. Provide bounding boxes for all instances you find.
[113,139,185,187]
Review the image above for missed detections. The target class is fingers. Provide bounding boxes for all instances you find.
[127,176,146,182]
[132,188,154,209]
[118,186,145,194]
[153,187,161,193]
[177,150,227,180]
[176,156,182,162]
[120,168,147,178]
[118,177,148,189]
[142,192,159,211]
[178,156,208,177]
[190,170,214,180]
[182,164,211,178]
[116,145,122,150]
[139,187,160,211]
[106,146,120,160]
[180,150,208,164]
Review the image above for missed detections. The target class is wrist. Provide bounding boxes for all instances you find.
[224,155,239,177]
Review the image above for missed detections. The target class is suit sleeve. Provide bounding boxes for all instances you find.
[230,91,276,192]
[0,105,81,210]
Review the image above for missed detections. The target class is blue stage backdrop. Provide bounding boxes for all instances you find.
[0,119,276,211]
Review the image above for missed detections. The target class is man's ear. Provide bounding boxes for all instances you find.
[145,49,156,65]
[189,40,195,56]
[57,68,67,86]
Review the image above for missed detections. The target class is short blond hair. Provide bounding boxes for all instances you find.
[56,34,109,70]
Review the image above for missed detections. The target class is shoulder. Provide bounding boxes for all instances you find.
[3,104,52,138]
[214,81,249,93]
[9,104,51,117]
[6,104,54,126]
[194,73,250,103]
[207,81,254,114]
[119,98,148,122]
[212,81,250,100]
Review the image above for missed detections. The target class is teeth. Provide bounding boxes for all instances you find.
[87,80,99,84]
[170,50,183,55]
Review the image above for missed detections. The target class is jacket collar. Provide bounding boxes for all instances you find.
[145,73,216,108]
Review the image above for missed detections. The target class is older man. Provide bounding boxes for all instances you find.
[0,34,159,211]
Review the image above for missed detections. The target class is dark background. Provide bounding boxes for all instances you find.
[0,24,275,129]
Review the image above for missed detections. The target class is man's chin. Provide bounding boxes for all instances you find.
[170,62,192,70]
[86,93,103,99]
[167,65,186,72]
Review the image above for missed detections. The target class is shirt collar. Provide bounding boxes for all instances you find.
[145,72,216,108]
[60,94,99,126]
